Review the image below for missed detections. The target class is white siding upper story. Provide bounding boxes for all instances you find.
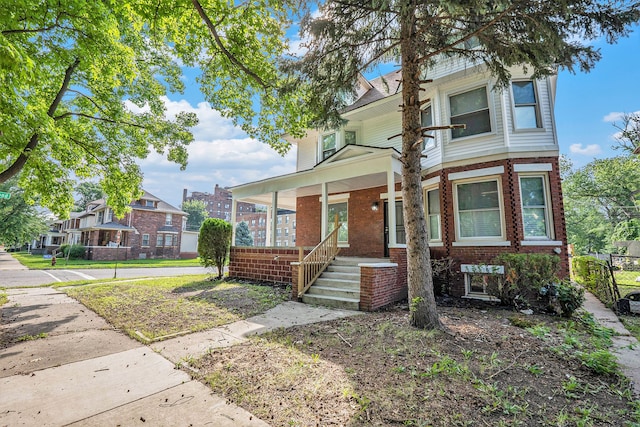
[294,62,559,172]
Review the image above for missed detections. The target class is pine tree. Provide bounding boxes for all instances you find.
[235,221,254,246]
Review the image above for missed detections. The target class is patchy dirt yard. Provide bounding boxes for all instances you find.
[63,276,290,341]
[191,304,639,426]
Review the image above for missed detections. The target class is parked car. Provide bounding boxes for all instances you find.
[617,291,640,314]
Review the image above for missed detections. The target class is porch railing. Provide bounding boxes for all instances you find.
[298,223,342,297]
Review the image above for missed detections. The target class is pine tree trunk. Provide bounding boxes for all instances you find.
[399,4,443,330]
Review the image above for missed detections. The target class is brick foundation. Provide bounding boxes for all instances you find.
[229,247,301,285]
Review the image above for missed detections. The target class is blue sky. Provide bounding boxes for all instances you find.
[140,27,640,208]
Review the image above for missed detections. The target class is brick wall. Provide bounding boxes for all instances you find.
[428,157,569,296]
[297,186,387,257]
[360,263,407,311]
[229,247,300,284]
[87,246,132,261]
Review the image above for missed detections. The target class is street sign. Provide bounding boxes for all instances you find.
[0,192,10,199]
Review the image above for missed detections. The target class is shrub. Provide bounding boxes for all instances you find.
[58,244,86,259]
[68,244,86,259]
[487,253,560,309]
[198,218,232,279]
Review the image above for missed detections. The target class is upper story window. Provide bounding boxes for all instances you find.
[145,200,154,207]
[450,86,491,139]
[344,130,357,146]
[322,132,337,159]
[455,179,504,239]
[97,211,104,224]
[426,188,441,241]
[421,105,435,149]
[512,81,541,129]
[105,208,113,223]
[165,213,173,226]
[520,175,552,239]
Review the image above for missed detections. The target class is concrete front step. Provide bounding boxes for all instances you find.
[314,279,360,291]
[333,256,390,266]
[321,271,360,281]
[301,293,360,311]
[306,285,360,299]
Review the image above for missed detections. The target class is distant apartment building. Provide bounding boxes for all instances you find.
[183,184,255,222]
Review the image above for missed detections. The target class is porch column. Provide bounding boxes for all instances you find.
[387,169,397,246]
[320,182,329,238]
[270,191,278,246]
[231,198,238,244]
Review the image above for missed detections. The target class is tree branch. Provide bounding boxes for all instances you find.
[190,0,269,89]
[54,112,147,129]
[0,58,80,184]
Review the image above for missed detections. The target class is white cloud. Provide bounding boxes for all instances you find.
[603,111,625,123]
[569,143,602,156]
[138,98,297,208]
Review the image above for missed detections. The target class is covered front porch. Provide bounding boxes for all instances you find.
[228,146,410,311]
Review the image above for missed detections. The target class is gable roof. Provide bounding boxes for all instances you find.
[344,69,402,113]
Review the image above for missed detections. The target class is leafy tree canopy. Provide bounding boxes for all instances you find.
[74,182,105,212]
[182,199,209,231]
[0,177,48,246]
[612,112,640,154]
[1,0,310,218]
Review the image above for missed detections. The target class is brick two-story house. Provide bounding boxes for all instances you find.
[74,190,186,261]
[227,59,568,310]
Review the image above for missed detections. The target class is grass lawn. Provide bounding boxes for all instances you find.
[62,275,290,342]
[191,307,639,426]
[11,252,202,270]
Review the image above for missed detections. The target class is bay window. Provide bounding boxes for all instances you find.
[450,86,491,139]
[520,175,551,239]
[455,179,504,239]
[512,81,541,129]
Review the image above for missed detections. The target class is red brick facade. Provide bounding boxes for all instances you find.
[122,210,183,260]
[229,247,300,284]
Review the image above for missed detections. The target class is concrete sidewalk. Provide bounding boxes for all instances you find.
[0,287,358,426]
[0,249,27,271]
[582,291,640,396]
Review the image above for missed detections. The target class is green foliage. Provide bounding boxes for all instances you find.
[74,182,104,212]
[562,156,640,253]
[554,281,585,318]
[0,177,48,246]
[60,244,86,260]
[0,0,310,216]
[572,256,618,307]
[234,221,253,246]
[198,218,232,279]
[488,253,559,307]
[182,199,209,231]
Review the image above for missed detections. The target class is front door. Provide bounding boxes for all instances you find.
[383,200,405,257]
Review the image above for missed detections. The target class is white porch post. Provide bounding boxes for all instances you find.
[320,183,329,238]
[387,169,397,246]
[231,198,238,245]
[270,191,278,246]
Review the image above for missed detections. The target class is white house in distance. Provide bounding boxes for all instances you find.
[228,57,568,311]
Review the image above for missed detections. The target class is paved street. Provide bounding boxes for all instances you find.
[0,250,211,287]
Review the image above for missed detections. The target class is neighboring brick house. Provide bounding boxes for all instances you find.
[229,59,569,308]
[75,190,186,261]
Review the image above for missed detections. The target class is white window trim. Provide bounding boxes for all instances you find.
[447,85,495,141]
[141,234,150,247]
[510,79,544,131]
[421,104,436,151]
[453,176,507,242]
[421,176,441,188]
[461,264,503,300]
[424,186,442,243]
[518,173,554,241]
[513,163,552,172]
[448,166,504,181]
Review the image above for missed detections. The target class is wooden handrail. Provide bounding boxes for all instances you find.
[298,223,342,297]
